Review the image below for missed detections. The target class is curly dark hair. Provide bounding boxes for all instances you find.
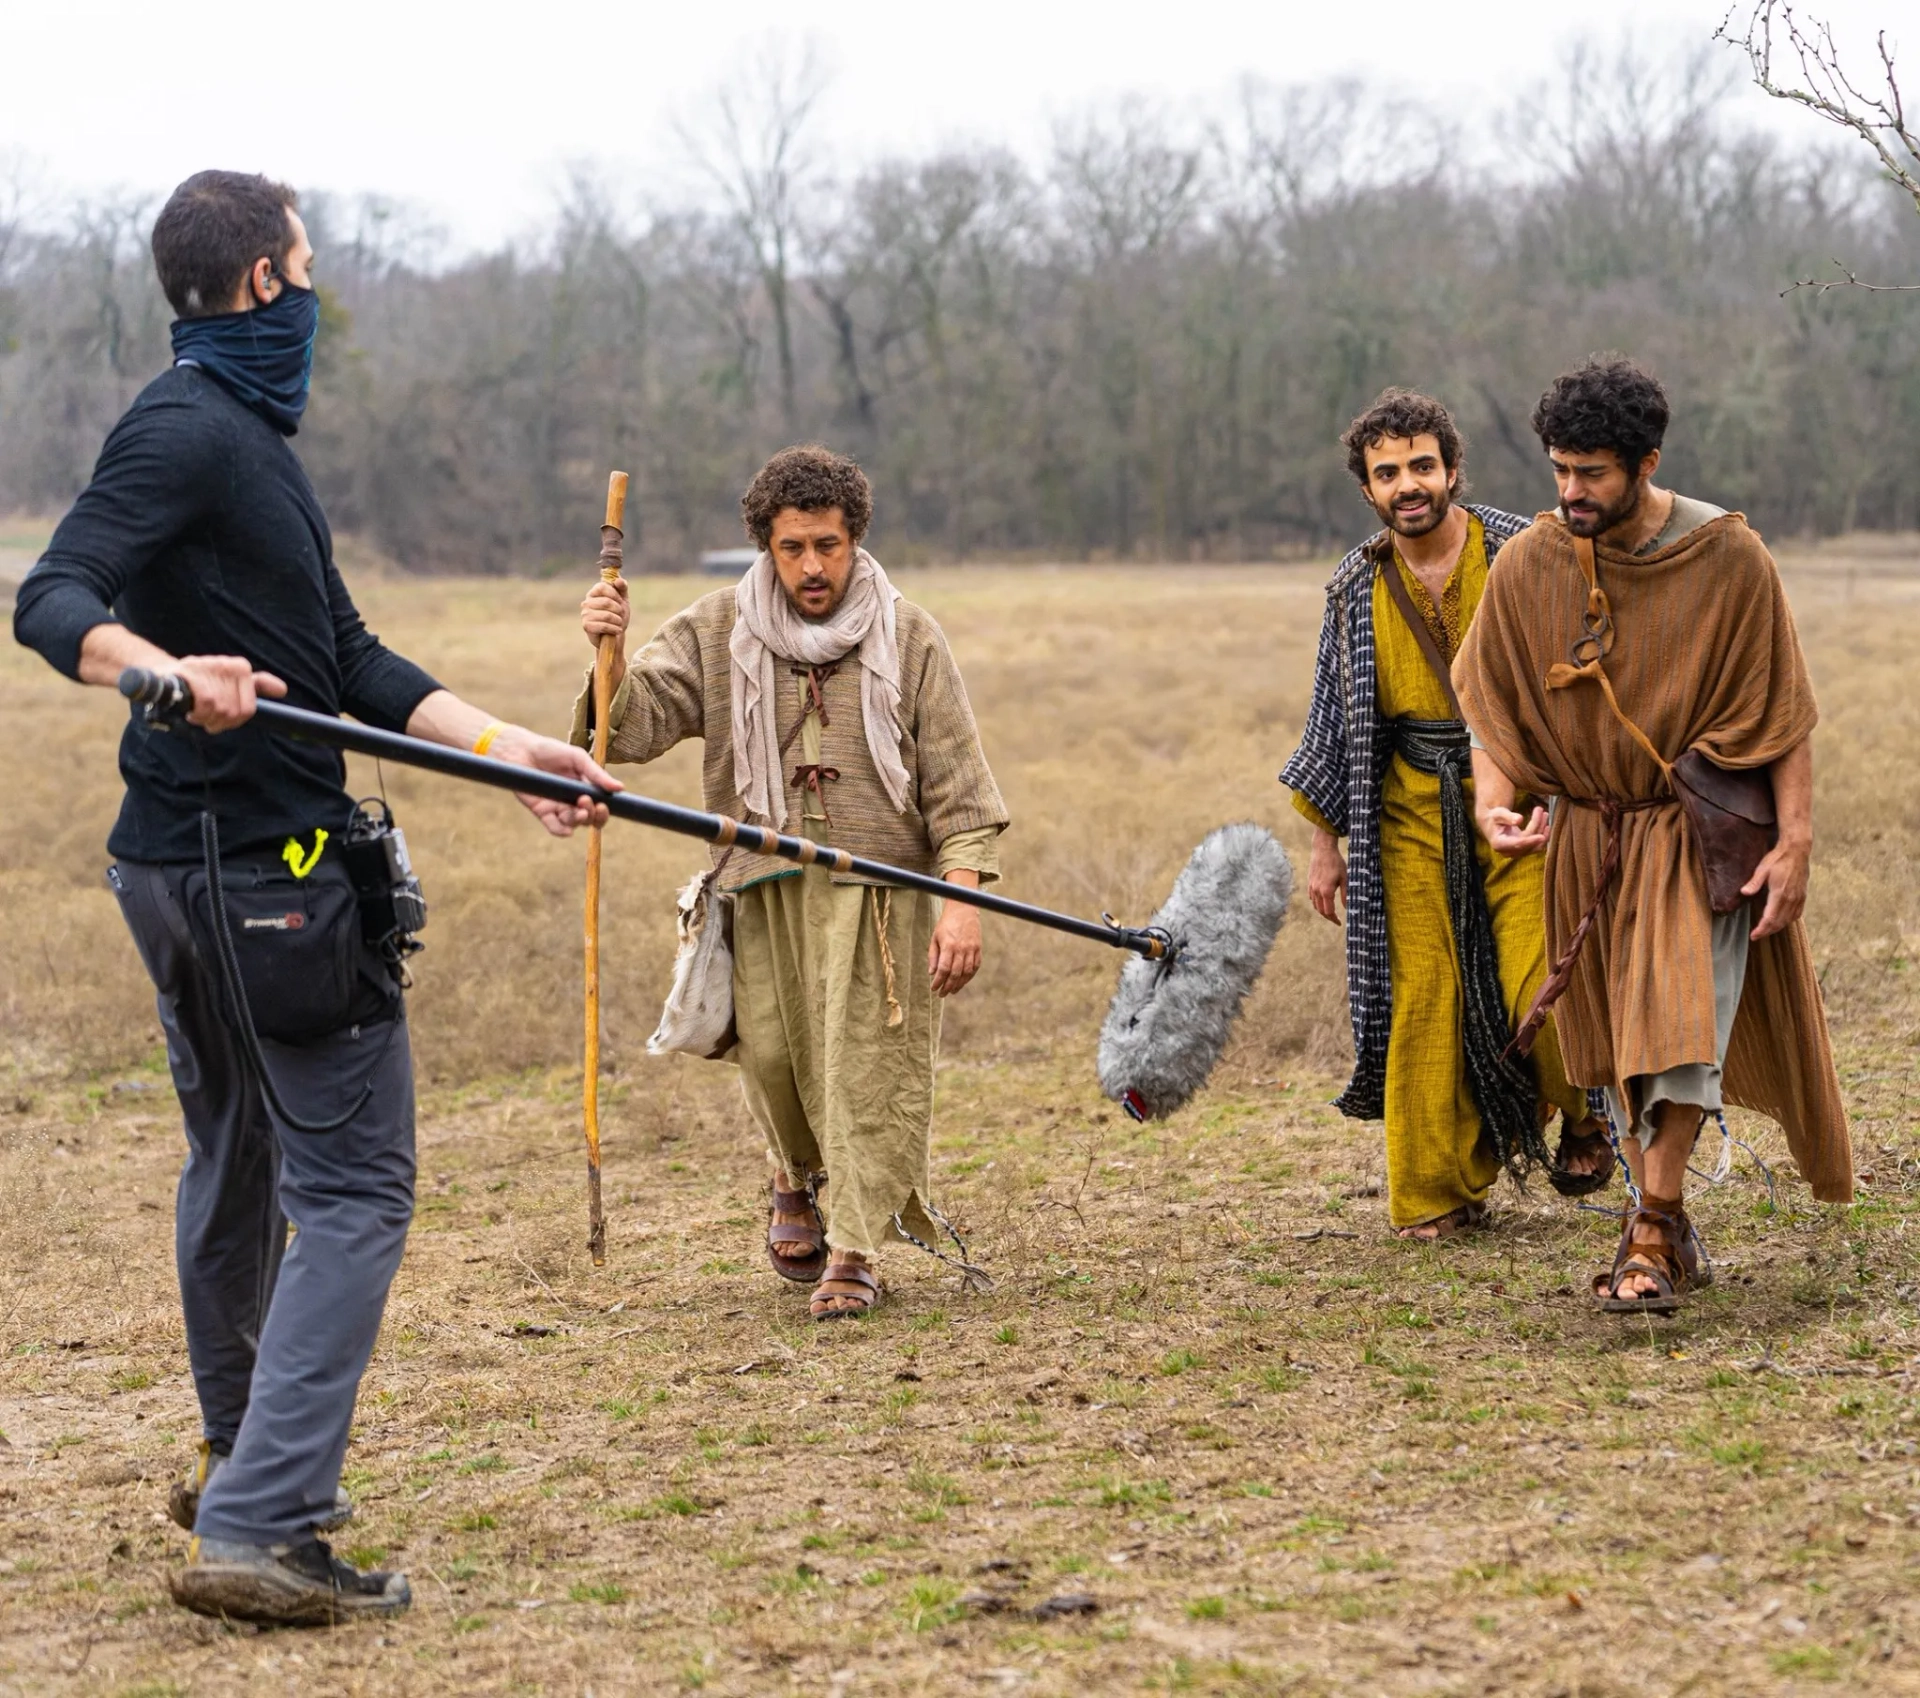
[1341,389,1466,486]
[1530,356,1670,473]
[740,445,874,549]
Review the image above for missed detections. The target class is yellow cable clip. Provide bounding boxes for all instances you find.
[282,828,329,879]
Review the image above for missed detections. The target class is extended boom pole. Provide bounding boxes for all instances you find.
[116,670,1173,961]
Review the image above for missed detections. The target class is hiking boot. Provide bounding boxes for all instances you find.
[170,1535,410,1625]
[168,1442,353,1534]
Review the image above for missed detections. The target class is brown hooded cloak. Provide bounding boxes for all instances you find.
[1453,510,1851,1201]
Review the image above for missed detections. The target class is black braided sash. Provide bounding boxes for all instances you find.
[1390,717,1550,1178]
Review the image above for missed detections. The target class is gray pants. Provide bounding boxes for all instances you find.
[112,860,415,1546]
[1605,904,1752,1148]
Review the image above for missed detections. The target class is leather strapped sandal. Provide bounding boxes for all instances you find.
[1592,1199,1711,1315]
[1549,1114,1615,1198]
[810,1258,880,1322]
[1392,1201,1488,1242]
[767,1175,828,1284]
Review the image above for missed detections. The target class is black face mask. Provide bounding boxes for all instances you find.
[170,281,320,436]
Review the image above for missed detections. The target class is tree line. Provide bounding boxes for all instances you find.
[2,40,1917,573]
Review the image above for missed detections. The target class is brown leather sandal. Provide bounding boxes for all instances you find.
[810,1257,880,1321]
[1549,1114,1615,1198]
[767,1175,827,1284]
[1592,1197,1710,1315]
[1392,1201,1488,1242]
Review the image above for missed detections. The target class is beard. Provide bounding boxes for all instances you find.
[1562,483,1642,538]
[1373,481,1455,539]
[783,576,844,622]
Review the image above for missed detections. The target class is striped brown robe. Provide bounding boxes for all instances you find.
[1453,510,1852,1201]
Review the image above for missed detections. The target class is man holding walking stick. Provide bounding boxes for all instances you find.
[11,170,616,1625]
[572,446,1008,1320]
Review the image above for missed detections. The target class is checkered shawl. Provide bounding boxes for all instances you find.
[1278,505,1533,1121]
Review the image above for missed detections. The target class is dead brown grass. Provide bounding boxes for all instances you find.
[2,552,1919,1696]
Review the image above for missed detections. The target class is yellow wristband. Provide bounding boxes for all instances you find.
[472,721,506,757]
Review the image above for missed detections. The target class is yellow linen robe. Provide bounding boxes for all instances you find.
[1295,518,1586,1226]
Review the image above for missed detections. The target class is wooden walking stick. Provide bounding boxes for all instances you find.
[582,469,629,1266]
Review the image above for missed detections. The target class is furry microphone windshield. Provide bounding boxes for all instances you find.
[1097,822,1293,1121]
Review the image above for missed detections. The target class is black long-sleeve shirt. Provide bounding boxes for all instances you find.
[13,365,440,861]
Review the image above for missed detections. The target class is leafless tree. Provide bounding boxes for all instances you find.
[676,35,832,429]
[6,43,1920,556]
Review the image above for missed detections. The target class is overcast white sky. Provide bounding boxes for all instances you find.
[3,0,1901,253]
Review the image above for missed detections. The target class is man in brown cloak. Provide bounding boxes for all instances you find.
[1453,356,1851,1314]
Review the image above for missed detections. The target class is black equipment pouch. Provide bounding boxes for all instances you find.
[181,854,395,1044]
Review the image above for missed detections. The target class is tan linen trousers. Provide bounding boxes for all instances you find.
[731,872,944,1257]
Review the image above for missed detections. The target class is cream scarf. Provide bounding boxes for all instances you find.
[729,547,911,829]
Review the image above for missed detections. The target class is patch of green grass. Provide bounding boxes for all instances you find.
[452,1613,488,1632]
[909,1309,950,1332]
[1257,1366,1304,1393]
[899,1575,965,1630]
[599,1398,636,1420]
[1769,1646,1839,1679]
[1186,1595,1227,1620]
[884,1386,920,1422]
[993,1323,1021,1345]
[109,1369,153,1392]
[1097,1476,1173,1508]
[460,1453,506,1473]
[740,1421,773,1446]
[454,1511,496,1532]
[1159,1348,1203,1376]
[697,1258,744,1275]
[1709,1438,1768,1469]
[1241,1481,1274,1498]
[569,1581,627,1605]
[906,1466,968,1507]
[347,1545,389,1569]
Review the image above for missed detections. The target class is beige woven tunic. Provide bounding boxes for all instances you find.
[569,584,1008,1254]
[568,587,1006,890]
[1453,511,1851,1200]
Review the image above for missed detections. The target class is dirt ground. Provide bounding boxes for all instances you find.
[2,549,1918,1696]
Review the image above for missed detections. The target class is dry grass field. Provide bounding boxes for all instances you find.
[2,542,1919,1697]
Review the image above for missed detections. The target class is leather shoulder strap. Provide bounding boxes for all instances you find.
[1378,552,1463,720]
[1560,534,1673,779]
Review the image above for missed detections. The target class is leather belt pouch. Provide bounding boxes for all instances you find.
[1670,750,1777,913]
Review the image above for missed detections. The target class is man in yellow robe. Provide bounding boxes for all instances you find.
[1280,390,1605,1237]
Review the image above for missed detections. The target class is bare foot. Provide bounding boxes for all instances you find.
[1392,1203,1486,1242]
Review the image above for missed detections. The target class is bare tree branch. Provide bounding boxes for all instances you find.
[1717,2,1920,214]
[1782,256,1920,294]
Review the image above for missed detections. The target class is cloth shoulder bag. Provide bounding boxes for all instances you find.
[648,672,826,1060]
[1563,534,1777,913]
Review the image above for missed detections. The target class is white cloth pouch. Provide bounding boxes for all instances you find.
[647,862,737,1061]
